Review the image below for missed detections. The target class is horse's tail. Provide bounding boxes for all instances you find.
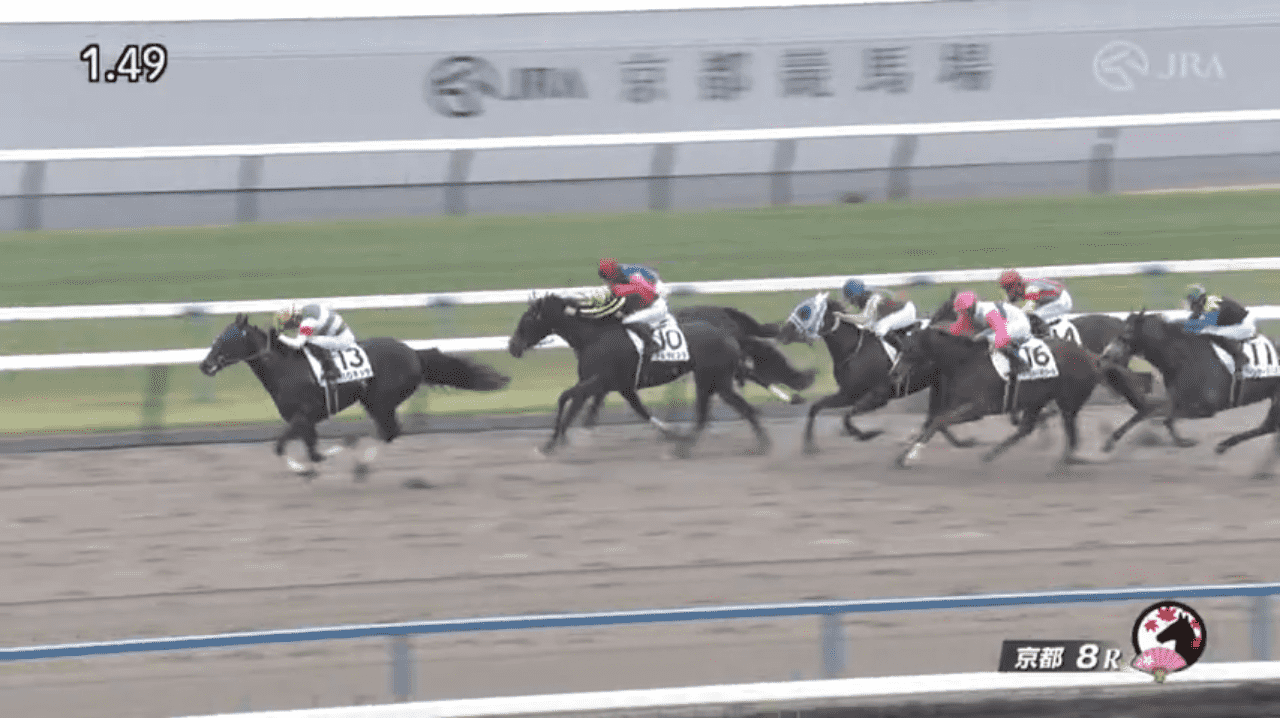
[718,306,782,338]
[415,349,510,391]
[741,336,816,391]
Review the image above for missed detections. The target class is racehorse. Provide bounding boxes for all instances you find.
[565,305,817,433]
[888,325,1105,468]
[200,314,510,480]
[507,293,782,457]
[775,293,975,453]
[1100,309,1280,457]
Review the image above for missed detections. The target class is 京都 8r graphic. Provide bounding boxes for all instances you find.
[79,44,168,83]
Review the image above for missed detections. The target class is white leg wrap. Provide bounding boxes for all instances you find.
[650,416,674,432]
[285,455,310,473]
[769,385,791,401]
[362,445,379,463]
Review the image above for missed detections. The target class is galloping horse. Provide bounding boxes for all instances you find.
[201,314,509,480]
[508,294,789,457]
[888,326,1105,468]
[1101,309,1280,457]
[776,293,975,453]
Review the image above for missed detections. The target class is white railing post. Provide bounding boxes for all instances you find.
[1252,594,1273,661]
[821,613,846,678]
[389,635,414,702]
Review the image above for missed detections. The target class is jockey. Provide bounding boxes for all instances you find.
[1182,284,1253,379]
[949,291,1031,375]
[998,270,1073,335]
[275,302,357,382]
[581,258,667,356]
[839,278,918,349]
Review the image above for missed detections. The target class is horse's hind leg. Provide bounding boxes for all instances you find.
[674,376,718,459]
[715,380,771,456]
[1216,396,1280,456]
[982,402,1047,463]
[1103,397,1166,452]
[581,392,608,430]
[351,407,401,483]
[1164,413,1198,448]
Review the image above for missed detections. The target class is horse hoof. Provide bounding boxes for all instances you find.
[672,443,694,460]
[746,441,772,457]
[856,430,884,443]
[299,468,318,482]
[802,442,821,456]
[1251,472,1275,481]
[952,438,979,449]
[536,444,556,457]
[402,478,432,489]
[1102,439,1117,453]
[1213,443,1230,456]
[353,463,369,483]
[789,394,807,406]
[1174,438,1199,449]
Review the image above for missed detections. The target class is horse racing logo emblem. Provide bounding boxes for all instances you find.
[425,56,502,117]
[1130,601,1206,682]
[1093,40,1149,92]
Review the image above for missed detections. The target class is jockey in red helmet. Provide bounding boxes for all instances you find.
[583,258,667,357]
[275,302,357,383]
[998,269,1073,336]
[950,290,1031,375]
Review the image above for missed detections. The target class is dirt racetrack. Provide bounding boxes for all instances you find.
[1,404,1278,718]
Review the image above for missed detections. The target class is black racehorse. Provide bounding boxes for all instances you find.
[200,314,510,480]
[775,293,975,453]
[1101,310,1280,459]
[555,304,817,434]
[507,294,793,457]
[887,324,1106,468]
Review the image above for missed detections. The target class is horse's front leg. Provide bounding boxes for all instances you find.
[276,413,321,479]
[896,400,981,469]
[1103,396,1167,452]
[805,390,863,454]
[925,383,977,449]
[542,376,603,455]
[1164,413,1198,448]
[618,387,683,440]
[581,392,608,430]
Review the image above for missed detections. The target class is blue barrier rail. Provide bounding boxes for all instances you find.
[2,581,1276,663]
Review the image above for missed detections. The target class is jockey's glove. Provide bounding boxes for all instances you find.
[277,333,306,349]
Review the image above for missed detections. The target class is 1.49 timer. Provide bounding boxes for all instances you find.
[79,44,167,83]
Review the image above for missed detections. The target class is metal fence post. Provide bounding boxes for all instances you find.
[1252,595,1273,661]
[820,613,846,678]
[1088,128,1119,195]
[141,365,171,433]
[885,135,918,201]
[444,150,474,216]
[389,635,414,702]
[770,139,797,206]
[649,143,676,211]
[236,155,264,223]
[19,161,46,231]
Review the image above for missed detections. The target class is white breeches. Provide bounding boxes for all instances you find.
[978,313,1032,349]
[1030,291,1073,323]
[625,298,672,327]
[306,329,358,351]
[871,302,918,337]
[1198,317,1256,342]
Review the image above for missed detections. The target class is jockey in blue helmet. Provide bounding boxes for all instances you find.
[838,278,918,349]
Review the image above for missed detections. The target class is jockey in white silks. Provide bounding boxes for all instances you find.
[949,290,1032,375]
[276,302,358,382]
[838,278,918,349]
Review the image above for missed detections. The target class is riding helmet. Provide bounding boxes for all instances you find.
[842,278,867,303]
[954,290,978,313]
[599,258,621,281]
[998,270,1023,291]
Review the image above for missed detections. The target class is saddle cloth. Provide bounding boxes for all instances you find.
[625,313,691,363]
[303,345,375,386]
[1046,318,1082,346]
[1209,335,1280,379]
[990,337,1060,382]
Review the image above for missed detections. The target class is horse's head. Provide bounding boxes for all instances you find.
[778,292,834,346]
[929,289,959,325]
[200,313,268,376]
[1101,308,1149,364]
[508,293,572,358]
[887,326,937,385]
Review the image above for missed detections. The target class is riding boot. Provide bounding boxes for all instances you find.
[625,322,661,359]
[308,345,341,383]
[880,331,903,352]
[1219,337,1248,382]
[1000,345,1027,376]
[1028,314,1050,338]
